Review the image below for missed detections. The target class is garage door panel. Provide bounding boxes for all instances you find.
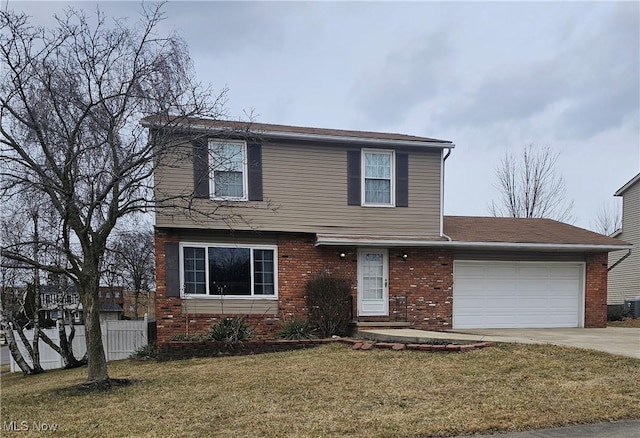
[486,265,518,276]
[453,261,583,329]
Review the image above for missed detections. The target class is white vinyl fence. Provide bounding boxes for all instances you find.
[10,319,149,372]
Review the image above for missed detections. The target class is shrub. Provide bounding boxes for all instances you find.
[206,317,253,344]
[169,334,203,342]
[306,272,352,337]
[278,318,315,340]
[129,342,157,360]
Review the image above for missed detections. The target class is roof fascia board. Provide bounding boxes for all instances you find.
[614,173,640,196]
[183,123,455,149]
[315,235,632,252]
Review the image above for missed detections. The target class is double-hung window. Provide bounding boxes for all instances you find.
[362,149,395,206]
[210,140,247,200]
[181,244,277,298]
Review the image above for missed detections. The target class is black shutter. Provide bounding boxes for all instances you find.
[192,138,209,198]
[165,242,180,298]
[347,150,361,205]
[396,153,409,207]
[247,143,263,201]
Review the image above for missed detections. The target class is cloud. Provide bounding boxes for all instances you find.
[351,30,453,125]
[436,2,639,140]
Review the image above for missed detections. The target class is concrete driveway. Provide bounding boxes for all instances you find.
[359,327,640,358]
[454,328,640,359]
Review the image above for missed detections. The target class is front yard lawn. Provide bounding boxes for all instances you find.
[608,317,640,328]
[1,343,639,437]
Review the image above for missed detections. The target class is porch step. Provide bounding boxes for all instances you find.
[351,321,411,333]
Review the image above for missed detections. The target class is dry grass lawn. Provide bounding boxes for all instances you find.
[608,317,640,328]
[1,343,639,437]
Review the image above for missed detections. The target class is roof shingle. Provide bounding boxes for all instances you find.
[141,116,452,145]
[444,216,629,246]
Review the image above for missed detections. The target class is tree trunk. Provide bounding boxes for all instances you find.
[81,283,109,382]
[31,212,44,373]
[134,289,139,320]
[4,324,34,375]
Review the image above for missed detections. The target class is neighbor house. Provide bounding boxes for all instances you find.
[144,118,631,342]
[608,172,640,315]
[41,285,124,323]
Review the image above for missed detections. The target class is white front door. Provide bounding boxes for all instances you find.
[358,249,389,316]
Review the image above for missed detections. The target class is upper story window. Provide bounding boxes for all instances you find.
[209,140,248,200]
[181,243,277,298]
[362,149,395,207]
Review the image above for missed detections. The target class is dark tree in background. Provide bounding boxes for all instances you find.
[0,4,227,384]
[592,201,622,236]
[489,143,574,222]
[108,227,155,319]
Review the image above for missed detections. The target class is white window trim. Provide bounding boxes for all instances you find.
[208,140,249,201]
[361,148,395,207]
[179,242,278,299]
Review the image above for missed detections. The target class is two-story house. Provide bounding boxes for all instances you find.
[608,172,640,315]
[145,118,631,342]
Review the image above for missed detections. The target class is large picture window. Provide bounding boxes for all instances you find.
[210,140,247,200]
[181,244,277,297]
[362,149,395,206]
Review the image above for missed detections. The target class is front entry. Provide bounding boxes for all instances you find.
[357,248,389,316]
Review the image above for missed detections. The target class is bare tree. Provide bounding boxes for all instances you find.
[108,227,154,320]
[592,201,622,236]
[0,4,228,384]
[489,143,574,222]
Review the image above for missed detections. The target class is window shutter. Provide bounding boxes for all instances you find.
[396,153,409,207]
[165,242,180,298]
[247,143,263,201]
[347,150,361,205]
[192,138,209,198]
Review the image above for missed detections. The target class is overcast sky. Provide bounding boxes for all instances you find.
[9,1,640,231]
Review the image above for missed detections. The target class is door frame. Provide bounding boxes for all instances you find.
[357,248,389,316]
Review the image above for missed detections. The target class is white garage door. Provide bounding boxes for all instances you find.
[453,261,583,329]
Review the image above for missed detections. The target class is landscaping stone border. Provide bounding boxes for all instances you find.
[157,338,494,361]
[350,340,494,352]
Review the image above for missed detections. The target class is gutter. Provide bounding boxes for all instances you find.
[314,235,633,252]
[440,148,453,241]
[608,249,632,271]
[249,130,456,149]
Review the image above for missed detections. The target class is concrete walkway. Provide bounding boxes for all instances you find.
[457,419,640,438]
[359,327,640,358]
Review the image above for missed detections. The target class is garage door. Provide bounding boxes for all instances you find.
[453,261,583,329]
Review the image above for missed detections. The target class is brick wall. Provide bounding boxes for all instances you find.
[155,229,455,343]
[156,228,610,341]
[584,252,608,328]
[388,248,453,330]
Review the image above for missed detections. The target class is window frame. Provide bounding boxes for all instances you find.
[361,148,396,207]
[178,242,278,299]
[208,139,249,201]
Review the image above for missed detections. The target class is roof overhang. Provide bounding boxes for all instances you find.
[141,119,455,149]
[614,172,640,196]
[315,234,633,252]
[194,125,455,149]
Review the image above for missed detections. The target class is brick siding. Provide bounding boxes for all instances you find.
[584,252,608,328]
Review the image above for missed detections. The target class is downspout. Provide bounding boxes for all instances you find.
[608,249,631,272]
[441,148,452,241]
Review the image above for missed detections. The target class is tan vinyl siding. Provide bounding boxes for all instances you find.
[455,250,586,262]
[183,298,277,315]
[608,182,640,304]
[155,140,442,236]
